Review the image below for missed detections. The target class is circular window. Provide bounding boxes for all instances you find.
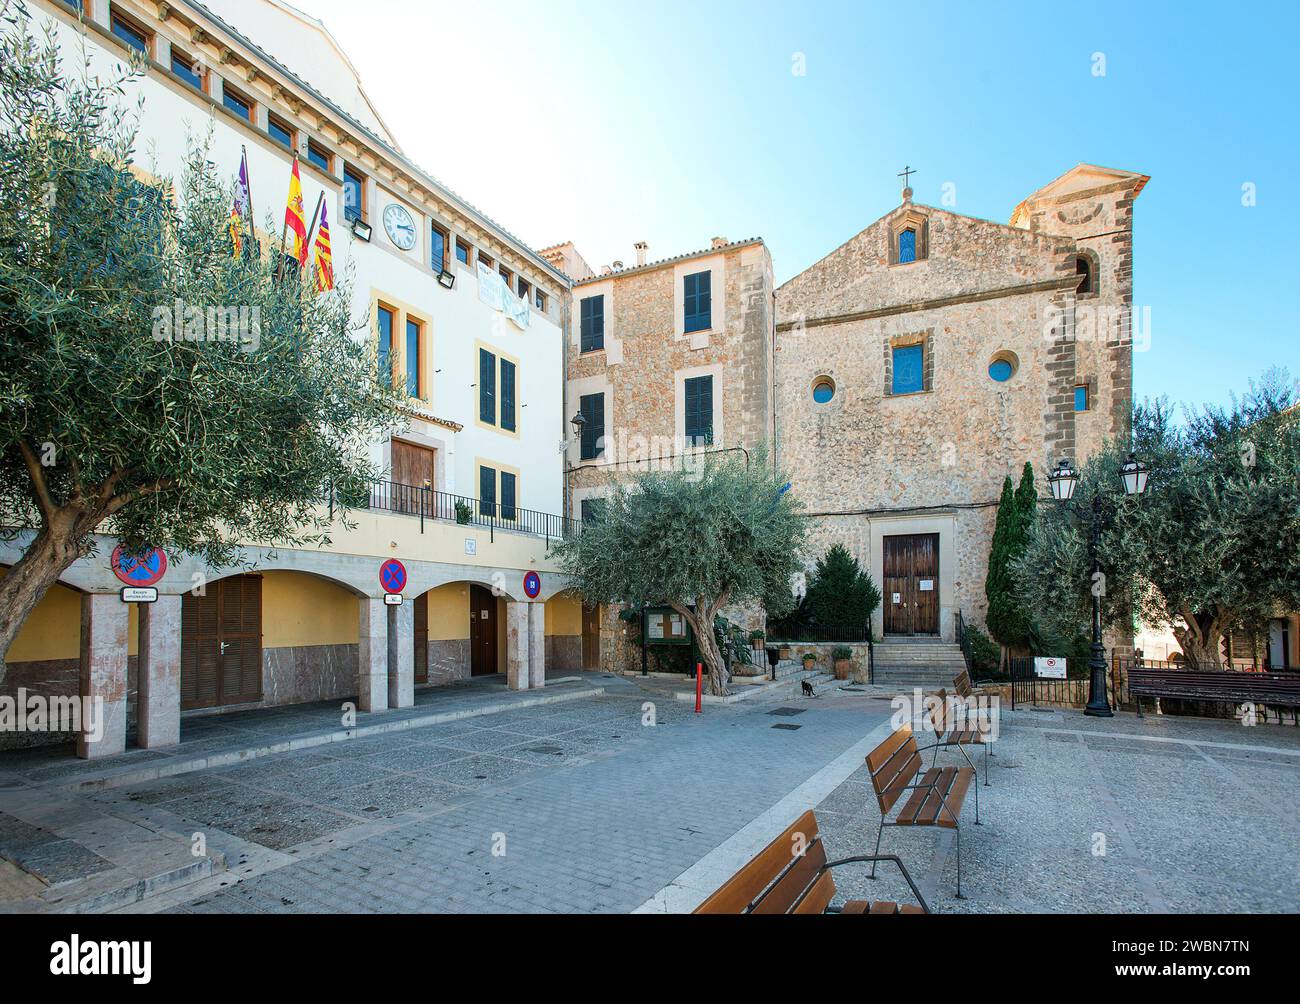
[987,352,1018,383]
[812,377,835,403]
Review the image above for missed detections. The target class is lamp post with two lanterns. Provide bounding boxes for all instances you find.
[1047,453,1150,717]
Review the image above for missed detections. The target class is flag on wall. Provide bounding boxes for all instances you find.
[229,148,252,256]
[283,156,308,266]
[313,200,334,292]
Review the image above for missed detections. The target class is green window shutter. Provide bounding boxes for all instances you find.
[479,465,496,517]
[579,392,604,460]
[479,348,496,424]
[500,471,517,521]
[684,271,712,333]
[684,375,713,445]
[500,359,517,432]
[581,295,604,352]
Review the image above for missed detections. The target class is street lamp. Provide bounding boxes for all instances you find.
[1051,453,1149,717]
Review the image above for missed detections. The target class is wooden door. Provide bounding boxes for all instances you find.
[413,594,428,684]
[582,603,601,670]
[469,585,498,676]
[181,575,263,710]
[391,439,436,514]
[882,535,939,636]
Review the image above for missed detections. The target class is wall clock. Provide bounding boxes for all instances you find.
[383,203,417,251]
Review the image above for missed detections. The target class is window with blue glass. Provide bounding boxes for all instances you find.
[891,344,924,395]
[430,224,448,273]
[222,84,252,122]
[267,115,293,150]
[988,359,1013,382]
[343,165,364,221]
[684,375,714,445]
[111,10,150,54]
[306,141,330,173]
[171,50,202,90]
[405,318,420,398]
[898,228,917,264]
[1074,385,1089,411]
[683,271,712,333]
[580,295,604,353]
[376,306,393,387]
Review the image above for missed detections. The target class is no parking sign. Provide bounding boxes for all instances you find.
[111,545,167,587]
[522,570,541,598]
[379,558,407,595]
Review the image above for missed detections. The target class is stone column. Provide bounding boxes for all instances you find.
[387,599,414,709]
[528,602,546,689]
[357,597,388,712]
[78,593,129,759]
[137,594,181,748]
[505,600,530,691]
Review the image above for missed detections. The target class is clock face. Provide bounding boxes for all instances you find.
[383,203,417,251]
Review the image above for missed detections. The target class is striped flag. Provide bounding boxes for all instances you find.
[284,155,308,266]
[313,199,334,292]
[229,149,251,256]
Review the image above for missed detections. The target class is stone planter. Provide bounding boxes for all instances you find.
[834,658,851,681]
[801,657,817,672]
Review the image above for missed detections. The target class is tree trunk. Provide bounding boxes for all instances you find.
[674,600,730,697]
[1173,609,1227,670]
[0,523,89,686]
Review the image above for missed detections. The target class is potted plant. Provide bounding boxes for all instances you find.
[749,630,765,652]
[801,652,817,671]
[832,646,853,680]
[454,500,473,525]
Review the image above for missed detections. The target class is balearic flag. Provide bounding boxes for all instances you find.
[313,199,334,292]
[284,155,308,266]
[229,149,252,256]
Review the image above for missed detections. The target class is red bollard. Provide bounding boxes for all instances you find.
[695,662,703,713]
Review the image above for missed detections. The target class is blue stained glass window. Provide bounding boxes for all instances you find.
[988,359,1013,382]
[892,344,924,394]
[1074,385,1089,411]
[405,319,420,398]
[812,380,834,403]
[898,228,917,263]
[376,307,393,386]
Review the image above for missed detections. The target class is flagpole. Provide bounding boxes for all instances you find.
[275,153,296,282]
[240,145,257,252]
[302,191,325,285]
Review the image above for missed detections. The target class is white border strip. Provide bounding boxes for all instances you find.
[633,716,899,913]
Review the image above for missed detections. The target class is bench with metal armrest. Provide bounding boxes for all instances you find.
[923,688,990,793]
[694,808,929,914]
[866,725,976,899]
[953,669,998,757]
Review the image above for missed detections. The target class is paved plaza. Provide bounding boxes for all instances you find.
[1,674,1296,914]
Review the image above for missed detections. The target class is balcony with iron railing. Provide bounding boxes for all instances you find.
[328,478,578,545]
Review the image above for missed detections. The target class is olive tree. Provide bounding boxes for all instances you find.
[1014,370,1300,668]
[552,450,806,696]
[0,5,399,680]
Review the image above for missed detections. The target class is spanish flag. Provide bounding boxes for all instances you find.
[313,200,334,292]
[284,155,308,267]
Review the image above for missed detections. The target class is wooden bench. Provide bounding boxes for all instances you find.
[1129,668,1300,723]
[866,725,976,898]
[926,688,990,794]
[953,669,998,758]
[694,809,929,914]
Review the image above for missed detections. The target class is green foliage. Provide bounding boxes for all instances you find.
[551,448,805,694]
[985,463,1036,651]
[454,500,473,524]
[0,7,401,673]
[1014,369,1300,668]
[713,615,754,667]
[963,624,1001,676]
[831,646,852,661]
[803,544,881,633]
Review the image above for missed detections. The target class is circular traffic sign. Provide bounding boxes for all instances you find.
[522,570,541,599]
[111,545,168,587]
[379,558,407,594]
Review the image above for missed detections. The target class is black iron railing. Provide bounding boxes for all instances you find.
[330,479,578,543]
[955,610,974,676]
[767,624,873,644]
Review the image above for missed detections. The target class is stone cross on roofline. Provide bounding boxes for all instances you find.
[898,165,916,203]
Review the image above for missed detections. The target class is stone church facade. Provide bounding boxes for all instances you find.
[774,164,1147,641]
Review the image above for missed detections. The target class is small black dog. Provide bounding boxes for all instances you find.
[801,680,816,698]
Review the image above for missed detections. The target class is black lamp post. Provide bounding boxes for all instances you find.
[1048,454,1149,717]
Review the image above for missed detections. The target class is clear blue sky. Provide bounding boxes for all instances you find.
[293,0,1298,409]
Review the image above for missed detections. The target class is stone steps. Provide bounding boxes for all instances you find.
[870,640,968,688]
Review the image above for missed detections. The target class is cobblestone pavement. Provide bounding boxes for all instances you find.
[814,707,1300,914]
[85,676,892,913]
